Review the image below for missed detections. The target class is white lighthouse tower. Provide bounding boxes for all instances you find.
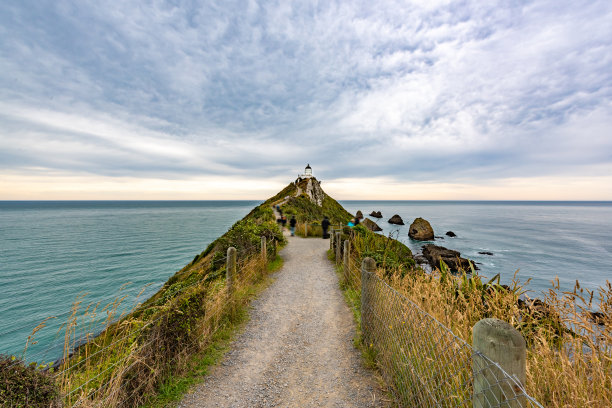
[303,163,312,178]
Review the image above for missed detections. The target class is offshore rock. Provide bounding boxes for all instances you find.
[422,244,477,271]
[409,217,434,241]
[362,218,382,232]
[446,231,457,237]
[388,214,404,225]
[369,211,383,218]
[356,210,364,219]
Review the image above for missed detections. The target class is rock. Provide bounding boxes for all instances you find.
[408,217,434,241]
[445,231,456,237]
[421,244,478,271]
[355,210,363,219]
[305,178,325,206]
[588,311,606,326]
[362,218,382,232]
[478,251,494,256]
[435,236,445,239]
[388,214,404,225]
[369,211,383,218]
[414,255,428,264]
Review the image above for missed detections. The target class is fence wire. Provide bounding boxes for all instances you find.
[360,265,543,408]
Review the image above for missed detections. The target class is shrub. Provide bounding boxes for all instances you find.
[0,355,61,408]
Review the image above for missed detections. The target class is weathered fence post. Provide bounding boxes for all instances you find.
[330,228,334,249]
[335,232,342,263]
[305,223,308,237]
[343,240,350,283]
[226,247,236,292]
[473,318,526,408]
[360,257,376,344]
[261,236,267,263]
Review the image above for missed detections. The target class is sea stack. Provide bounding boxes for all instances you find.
[388,214,404,225]
[409,217,434,241]
[421,244,477,271]
[362,218,383,232]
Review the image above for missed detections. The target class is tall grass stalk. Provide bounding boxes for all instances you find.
[341,228,611,407]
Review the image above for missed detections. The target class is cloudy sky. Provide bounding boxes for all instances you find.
[1,0,611,200]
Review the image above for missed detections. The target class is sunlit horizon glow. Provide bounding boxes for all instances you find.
[1,1,611,200]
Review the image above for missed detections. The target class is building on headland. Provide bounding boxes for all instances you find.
[295,164,314,184]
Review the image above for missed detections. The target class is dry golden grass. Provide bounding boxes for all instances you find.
[342,229,611,407]
[54,253,273,408]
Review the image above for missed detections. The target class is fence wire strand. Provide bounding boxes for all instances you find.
[328,230,543,408]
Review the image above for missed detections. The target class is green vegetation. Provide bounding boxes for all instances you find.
[335,218,612,407]
[0,355,60,408]
[42,200,286,408]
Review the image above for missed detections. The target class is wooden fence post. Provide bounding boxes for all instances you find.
[343,240,350,283]
[305,223,308,237]
[360,257,376,344]
[473,318,526,407]
[330,228,334,249]
[261,236,267,263]
[335,232,341,263]
[226,247,236,292]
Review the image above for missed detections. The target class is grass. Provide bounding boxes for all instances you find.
[3,200,286,408]
[141,255,283,408]
[334,225,612,407]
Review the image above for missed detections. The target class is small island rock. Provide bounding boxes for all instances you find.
[478,251,494,256]
[408,217,434,241]
[362,218,382,232]
[445,231,457,237]
[356,210,363,219]
[421,244,478,271]
[369,211,383,218]
[388,214,404,225]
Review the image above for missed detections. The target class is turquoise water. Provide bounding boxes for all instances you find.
[340,201,612,295]
[0,201,258,362]
[1,200,611,362]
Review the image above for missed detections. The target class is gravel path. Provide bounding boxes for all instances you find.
[179,234,388,408]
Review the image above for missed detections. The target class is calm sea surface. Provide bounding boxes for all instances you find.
[0,201,258,362]
[1,200,611,362]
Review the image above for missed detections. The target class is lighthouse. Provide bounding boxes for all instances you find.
[304,163,312,178]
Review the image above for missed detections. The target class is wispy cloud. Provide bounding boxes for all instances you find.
[1,0,611,198]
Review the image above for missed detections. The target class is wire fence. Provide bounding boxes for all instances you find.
[331,231,543,408]
[53,238,277,407]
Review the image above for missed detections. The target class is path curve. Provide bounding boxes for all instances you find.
[179,235,387,408]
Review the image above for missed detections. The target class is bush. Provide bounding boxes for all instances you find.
[0,355,61,408]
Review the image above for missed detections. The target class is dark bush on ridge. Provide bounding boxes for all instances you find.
[0,355,61,408]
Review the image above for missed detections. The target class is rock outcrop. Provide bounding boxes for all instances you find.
[362,218,382,232]
[408,217,434,241]
[388,214,404,225]
[369,211,382,218]
[356,210,363,219]
[421,244,477,271]
[305,178,325,206]
[445,231,456,237]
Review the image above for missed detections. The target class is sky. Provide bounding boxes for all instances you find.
[1,0,611,200]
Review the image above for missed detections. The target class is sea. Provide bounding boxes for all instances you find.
[1,200,611,362]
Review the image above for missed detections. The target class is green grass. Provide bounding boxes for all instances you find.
[140,255,284,408]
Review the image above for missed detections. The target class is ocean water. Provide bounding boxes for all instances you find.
[1,200,611,362]
[340,201,612,296]
[0,201,258,362]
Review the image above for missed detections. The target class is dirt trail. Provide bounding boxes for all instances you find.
[179,234,387,408]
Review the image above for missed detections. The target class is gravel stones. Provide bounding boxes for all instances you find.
[179,236,387,408]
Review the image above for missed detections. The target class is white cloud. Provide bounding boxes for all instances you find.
[0,0,611,198]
